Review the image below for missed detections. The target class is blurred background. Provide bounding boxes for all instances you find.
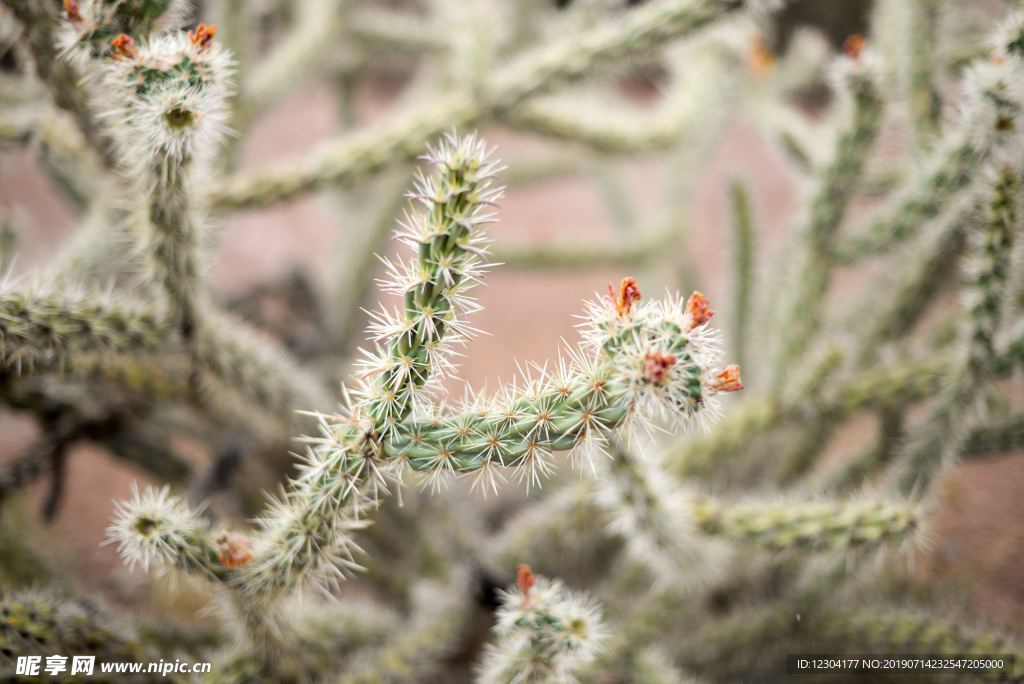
[1,0,1022,680]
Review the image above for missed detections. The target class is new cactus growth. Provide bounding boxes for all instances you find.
[478,565,607,683]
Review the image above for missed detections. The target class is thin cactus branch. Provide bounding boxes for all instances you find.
[772,41,884,381]
[208,0,747,210]
[235,0,348,130]
[963,413,1024,459]
[811,607,1024,678]
[0,287,169,371]
[728,179,754,369]
[689,497,919,551]
[670,354,945,478]
[891,166,1019,496]
[0,592,146,666]
[0,0,118,168]
[832,30,1024,263]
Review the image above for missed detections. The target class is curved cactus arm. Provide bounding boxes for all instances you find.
[222,136,742,601]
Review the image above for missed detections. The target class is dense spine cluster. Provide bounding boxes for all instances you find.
[478,565,607,684]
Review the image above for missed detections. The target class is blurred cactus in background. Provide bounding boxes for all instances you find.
[0,0,1023,682]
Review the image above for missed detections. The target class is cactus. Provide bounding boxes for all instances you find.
[477,565,607,684]
[105,134,744,663]
[1,1,1023,681]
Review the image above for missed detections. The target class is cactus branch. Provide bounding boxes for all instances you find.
[209,0,745,210]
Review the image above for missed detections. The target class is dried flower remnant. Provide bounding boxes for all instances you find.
[643,351,678,386]
[709,364,744,393]
[215,531,253,570]
[749,34,775,74]
[686,290,715,329]
[517,563,537,604]
[189,24,217,51]
[609,277,642,317]
[111,34,138,61]
[64,0,83,24]
[844,34,866,61]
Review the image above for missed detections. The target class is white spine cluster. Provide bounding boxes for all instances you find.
[960,11,1024,161]
[101,27,232,169]
[106,484,214,575]
[478,566,608,684]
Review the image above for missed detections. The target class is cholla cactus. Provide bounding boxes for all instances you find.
[4,1,1024,681]
[0,592,145,666]
[107,132,744,626]
[477,565,607,683]
[101,25,231,165]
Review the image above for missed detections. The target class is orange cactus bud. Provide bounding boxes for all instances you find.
[749,35,775,74]
[843,34,866,61]
[214,531,253,570]
[189,24,217,51]
[686,291,714,330]
[64,0,83,23]
[609,277,642,317]
[709,364,744,393]
[110,34,138,60]
[642,351,677,386]
[517,563,537,600]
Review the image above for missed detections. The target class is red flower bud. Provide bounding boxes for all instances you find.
[111,34,138,60]
[215,531,253,570]
[642,351,677,386]
[686,291,714,330]
[608,277,642,317]
[709,364,744,393]
[189,24,217,51]
[517,563,537,601]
